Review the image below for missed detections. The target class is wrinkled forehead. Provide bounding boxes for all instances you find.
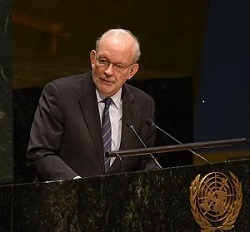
[97,35,136,62]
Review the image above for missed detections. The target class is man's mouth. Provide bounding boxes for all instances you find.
[100,77,113,83]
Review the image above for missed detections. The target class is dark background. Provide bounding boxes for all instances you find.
[1,0,250,183]
[194,0,250,155]
[11,0,202,183]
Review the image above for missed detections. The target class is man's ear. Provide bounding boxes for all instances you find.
[90,50,96,66]
[128,63,139,80]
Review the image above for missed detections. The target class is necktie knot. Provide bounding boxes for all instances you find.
[104,97,112,108]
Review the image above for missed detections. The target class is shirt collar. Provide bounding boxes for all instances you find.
[96,88,122,109]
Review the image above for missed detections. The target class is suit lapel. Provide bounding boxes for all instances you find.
[106,84,138,173]
[119,84,138,150]
[77,73,104,168]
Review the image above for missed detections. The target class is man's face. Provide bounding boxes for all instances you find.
[90,36,139,97]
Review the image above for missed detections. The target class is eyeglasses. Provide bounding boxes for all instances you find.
[95,56,136,73]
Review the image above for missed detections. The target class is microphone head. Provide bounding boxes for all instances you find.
[126,121,133,129]
[145,118,154,127]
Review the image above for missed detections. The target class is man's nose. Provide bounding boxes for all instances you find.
[104,63,115,75]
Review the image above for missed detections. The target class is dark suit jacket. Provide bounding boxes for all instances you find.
[26,71,159,181]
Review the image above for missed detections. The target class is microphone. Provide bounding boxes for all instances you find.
[145,118,210,164]
[126,121,162,168]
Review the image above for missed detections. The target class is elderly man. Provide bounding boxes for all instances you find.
[26,28,161,181]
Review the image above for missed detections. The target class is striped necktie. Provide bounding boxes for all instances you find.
[102,97,112,171]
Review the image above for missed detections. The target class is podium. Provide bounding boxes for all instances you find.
[1,155,250,231]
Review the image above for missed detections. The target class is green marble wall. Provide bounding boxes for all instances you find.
[0,158,249,231]
[0,0,13,183]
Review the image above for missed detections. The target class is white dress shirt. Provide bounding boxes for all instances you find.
[96,89,123,166]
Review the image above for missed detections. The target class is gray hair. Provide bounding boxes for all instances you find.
[95,28,141,62]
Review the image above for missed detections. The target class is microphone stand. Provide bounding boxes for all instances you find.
[145,118,210,164]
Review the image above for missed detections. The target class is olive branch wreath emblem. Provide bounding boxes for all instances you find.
[190,172,242,232]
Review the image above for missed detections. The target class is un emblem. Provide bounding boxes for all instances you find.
[190,172,243,231]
